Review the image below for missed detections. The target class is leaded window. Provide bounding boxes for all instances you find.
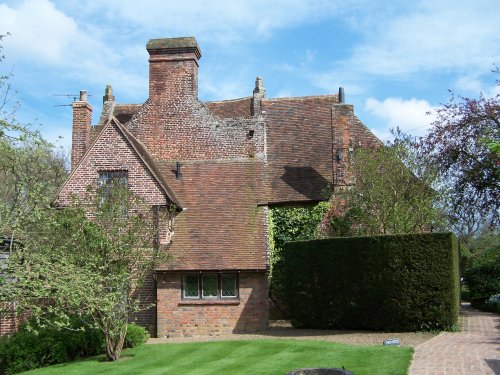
[221,274,237,298]
[183,275,200,298]
[202,274,218,298]
[182,273,238,300]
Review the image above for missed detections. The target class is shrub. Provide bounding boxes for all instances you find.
[463,246,500,309]
[0,316,104,374]
[124,323,149,348]
[269,202,330,316]
[284,232,460,331]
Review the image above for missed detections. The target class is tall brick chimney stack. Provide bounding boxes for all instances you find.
[71,90,92,170]
[146,37,202,102]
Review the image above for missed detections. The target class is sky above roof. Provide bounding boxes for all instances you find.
[1,0,499,152]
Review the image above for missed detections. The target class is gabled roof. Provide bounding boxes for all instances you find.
[57,117,182,209]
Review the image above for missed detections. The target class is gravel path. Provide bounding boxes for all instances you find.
[148,320,436,348]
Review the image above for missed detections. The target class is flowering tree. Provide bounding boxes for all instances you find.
[418,71,499,238]
[1,184,174,361]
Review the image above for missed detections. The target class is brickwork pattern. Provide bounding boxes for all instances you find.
[71,100,92,169]
[409,303,500,375]
[0,303,24,336]
[156,272,269,337]
[59,121,169,209]
[127,98,265,162]
[50,36,385,339]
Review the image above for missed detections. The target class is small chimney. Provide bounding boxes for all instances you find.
[71,90,92,170]
[147,37,202,102]
[103,84,115,103]
[98,84,115,126]
[338,87,345,104]
[251,76,266,116]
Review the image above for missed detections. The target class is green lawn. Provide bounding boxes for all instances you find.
[22,339,413,375]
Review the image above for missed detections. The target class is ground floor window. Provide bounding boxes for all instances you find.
[182,273,238,299]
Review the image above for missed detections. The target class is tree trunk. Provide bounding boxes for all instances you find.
[104,327,127,361]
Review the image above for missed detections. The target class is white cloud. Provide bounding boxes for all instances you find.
[365,97,437,140]
[65,0,356,46]
[349,0,500,76]
[454,75,500,99]
[303,0,500,100]
[0,0,79,64]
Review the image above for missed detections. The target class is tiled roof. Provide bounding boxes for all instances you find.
[77,91,380,272]
[263,95,338,204]
[113,104,142,124]
[156,160,268,271]
[204,97,253,118]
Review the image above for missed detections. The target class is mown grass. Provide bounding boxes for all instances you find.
[22,339,413,375]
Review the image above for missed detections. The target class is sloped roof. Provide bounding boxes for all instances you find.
[204,97,253,118]
[113,104,142,124]
[156,160,268,271]
[112,118,182,209]
[262,95,338,204]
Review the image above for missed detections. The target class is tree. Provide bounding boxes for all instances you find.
[326,132,442,236]
[0,33,67,235]
[418,72,499,238]
[1,183,174,361]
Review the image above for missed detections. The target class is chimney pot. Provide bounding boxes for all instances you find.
[338,87,345,104]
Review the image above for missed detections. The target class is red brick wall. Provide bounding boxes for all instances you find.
[149,53,199,102]
[71,99,92,170]
[156,272,269,337]
[0,303,25,336]
[331,104,382,189]
[59,121,168,210]
[127,99,265,162]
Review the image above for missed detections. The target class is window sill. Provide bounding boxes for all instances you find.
[178,299,240,306]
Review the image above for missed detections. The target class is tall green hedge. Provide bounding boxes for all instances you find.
[284,233,459,331]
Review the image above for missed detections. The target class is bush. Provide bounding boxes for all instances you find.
[284,232,460,331]
[124,323,149,348]
[463,246,500,309]
[0,318,104,374]
[0,319,149,374]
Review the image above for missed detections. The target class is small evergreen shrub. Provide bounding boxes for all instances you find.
[124,323,149,348]
[0,318,104,374]
[0,318,149,374]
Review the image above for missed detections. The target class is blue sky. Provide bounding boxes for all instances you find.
[1,0,499,152]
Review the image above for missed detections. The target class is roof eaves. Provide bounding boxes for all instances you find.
[111,118,183,209]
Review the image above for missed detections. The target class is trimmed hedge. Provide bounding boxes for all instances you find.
[284,232,459,331]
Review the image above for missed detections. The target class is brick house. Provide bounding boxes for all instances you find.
[55,37,381,338]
